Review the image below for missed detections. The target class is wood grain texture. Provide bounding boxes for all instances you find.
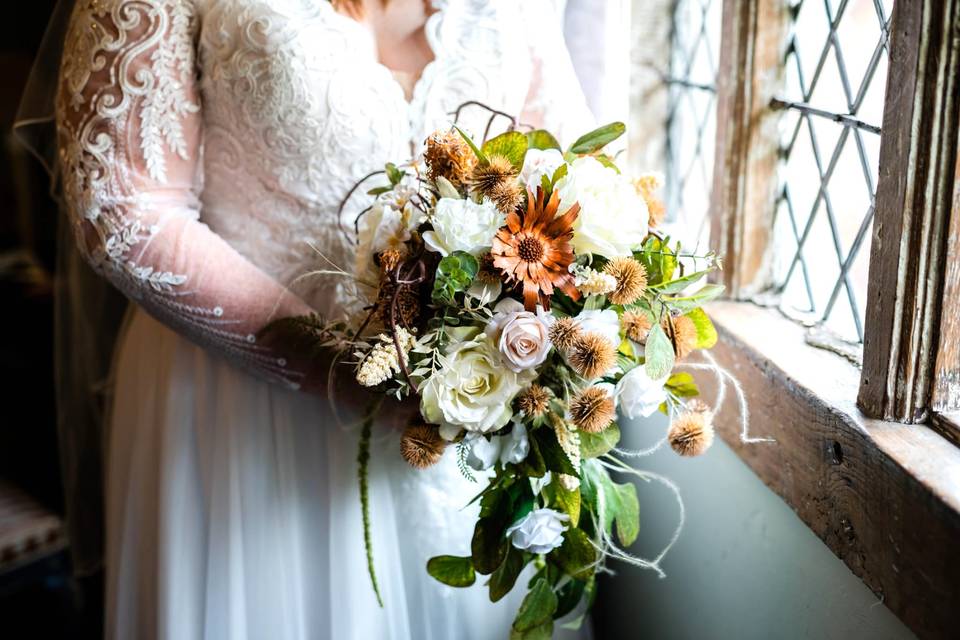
[932,137,960,414]
[858,0,960,422]
[704,301,960,640]
[708,0,788,297]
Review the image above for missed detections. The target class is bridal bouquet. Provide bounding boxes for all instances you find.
[272,115,726,636]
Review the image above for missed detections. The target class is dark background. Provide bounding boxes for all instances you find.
[0,2,103,638]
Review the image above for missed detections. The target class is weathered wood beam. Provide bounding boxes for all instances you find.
[858,0,960,422]
[705,302,960,640]
[709,0,788,297]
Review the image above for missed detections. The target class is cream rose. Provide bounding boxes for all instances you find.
[616,365,668,419]
[575,308,622,349]
[485,299,552,372]
[421,327,534,440]
[554,156,649,258]
[422,197,504,257]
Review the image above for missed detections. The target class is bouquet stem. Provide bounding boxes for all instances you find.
[358,397,385,607]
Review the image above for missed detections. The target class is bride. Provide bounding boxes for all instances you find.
[30,0,596,637]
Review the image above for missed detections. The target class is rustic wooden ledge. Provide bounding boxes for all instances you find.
[703,301,960,640]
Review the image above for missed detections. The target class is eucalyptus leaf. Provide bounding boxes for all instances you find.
[483,131,529,171]
[687,307,718,349]
[548,527,596,581]
[644,323,675,380]
[426,555,476,587]
[513,578,558,632]
[489,546,526,602]
[568,122,626,154]
[526,129,561,151]
[579,422,621,459]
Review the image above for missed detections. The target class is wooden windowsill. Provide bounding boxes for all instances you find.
[703,301,960,639]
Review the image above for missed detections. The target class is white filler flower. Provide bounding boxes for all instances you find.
[423,197,504,257]
[505,508,570,554]
[554,156,649,258]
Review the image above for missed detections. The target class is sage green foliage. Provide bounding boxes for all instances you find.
[432,251,479,305]
[482,131,528,171]
[665,372,700,399]
[568,122,626,155]
[513,578,558,633]
[426,555,476,587]
[687,307,718,348]
[644,322,675,380]
[581,459,640,547]
[579,422,621,459]
[526,129,561,151]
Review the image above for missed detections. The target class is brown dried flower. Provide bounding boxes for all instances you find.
[377,249,405,275]
[622,310,653,343]
[668,403,715,457]
[569,386,616,433]
[633,174,667,228]
[476,252,502,284]
[569,331,617,380]
[376,279,421,328]
[604,257,648,306]
[548,317,583,352]
[666,315,698,359]
[489,178,523,213]
[400,423,446,469]
[517,384,552,418]
[424,129,477,188]
[469,154,518,202]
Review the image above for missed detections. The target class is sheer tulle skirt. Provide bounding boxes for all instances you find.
[105,310,591,640]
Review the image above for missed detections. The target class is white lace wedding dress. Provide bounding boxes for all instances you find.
[55,1,594,638]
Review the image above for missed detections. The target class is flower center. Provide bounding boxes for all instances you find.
[518,236,545,262]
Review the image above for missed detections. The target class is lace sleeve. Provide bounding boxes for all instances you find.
[518,0,597,145]
[56,0,317,391]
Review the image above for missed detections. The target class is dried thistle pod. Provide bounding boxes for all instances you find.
[665,315,698,359]
[668,402,715,457]
[517,384,552,418]
[569,386,616,433]
[621,310,653,343]
[549,317,583,353]
[400,423,446,469]
[569,331,617,380]
[603,257,648,306]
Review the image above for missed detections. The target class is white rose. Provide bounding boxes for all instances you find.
[530,471,553,496]
[421,327,534,440]
[520,148,565,187]
[505,508,570,554]
[485,299,552,372]
[554,156,649,258]
[422,197,504,257]
[575,308,622,349]
[464,432,503,471]
[499,422,530,465]
[616,365,668,419]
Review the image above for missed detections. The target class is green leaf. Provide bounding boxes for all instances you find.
[366,185,392,196]
[636,236,678,285]
[650,269,709,294]
[579,422,621,459]
[513,578,558,632]
[454,125,489,164]
[427,555,476,587]
[613,482,640,546]
[526,129,561,151]
[385,162,403,185]
[553,579,587,620]
[552,477,581,527]
[687,307,718,349]
[666,372,700,398]
[548,527,597,581]
[534,427,578,476]
[432,251,480,304]
[510,622,554,640]
[550,162,568,187]
[472,516,509,575]
[489,546,526,602]
[568,122,626,154]
[594,153,620,173]
[665,283,725,313]
[644,323,675,380]
[483,131,529,171]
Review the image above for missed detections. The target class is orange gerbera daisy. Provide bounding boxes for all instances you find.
[491,187,581,311]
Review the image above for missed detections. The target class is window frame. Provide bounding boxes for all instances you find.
[654,0,960,636]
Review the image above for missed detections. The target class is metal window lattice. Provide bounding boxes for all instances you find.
[664,0,720,247]
[772,0,893,343]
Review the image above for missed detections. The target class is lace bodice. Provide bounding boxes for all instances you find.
[56,0,594,390]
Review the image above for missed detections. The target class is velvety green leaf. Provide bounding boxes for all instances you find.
[489,546,526,602]
[636,236,678,285]
[650,269,709,294]
[483,131,528,172]
[548,527,596,581]
[568,122,626,154]
[551,476,581,527]
[579,422,621,459]
[472,516,509,575]
[613,482,640,546]
[513,578,558,632]
[644,323,675,380]
[665,283,725,313]
[526,129,561,151]
[427,555,476,587]
[553,578,587,620]
[454,125,488,164]
[534,428,578,476]
[509,621,554,640]
[687,307,718,349]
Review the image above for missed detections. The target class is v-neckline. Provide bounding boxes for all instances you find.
[323,1,443,109]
